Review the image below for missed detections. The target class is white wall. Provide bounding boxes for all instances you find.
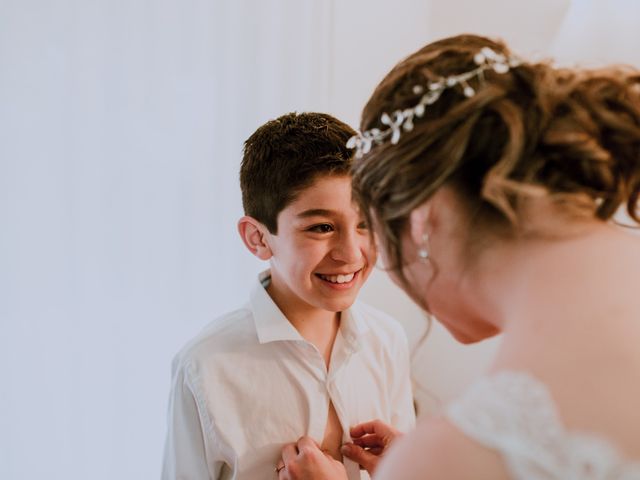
[2,1,637,478]
[1,1,334,478]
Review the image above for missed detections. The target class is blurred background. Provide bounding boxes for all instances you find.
[2,0,639,478]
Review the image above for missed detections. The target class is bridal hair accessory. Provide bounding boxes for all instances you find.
[347,47,522,158]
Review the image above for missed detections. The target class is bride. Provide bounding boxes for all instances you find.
[276,34,640,479]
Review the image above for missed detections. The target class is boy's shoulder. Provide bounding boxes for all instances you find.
[172,304,255,372]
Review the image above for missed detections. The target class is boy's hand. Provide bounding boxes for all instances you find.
[340,420,402,476]
[277,436,348,480]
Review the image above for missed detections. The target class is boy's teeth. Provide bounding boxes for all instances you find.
[319,273,355,284]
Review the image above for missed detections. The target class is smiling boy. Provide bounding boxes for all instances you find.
[161,113,415,480]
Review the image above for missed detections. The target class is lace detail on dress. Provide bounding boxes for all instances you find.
[446,372,640,480]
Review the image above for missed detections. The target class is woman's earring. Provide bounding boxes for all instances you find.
[417,233,429,263]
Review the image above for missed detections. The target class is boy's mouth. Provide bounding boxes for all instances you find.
[315,270,360,285]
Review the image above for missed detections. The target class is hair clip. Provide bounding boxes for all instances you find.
[347,47,522,158]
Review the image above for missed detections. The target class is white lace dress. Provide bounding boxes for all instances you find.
[446,371,640,479]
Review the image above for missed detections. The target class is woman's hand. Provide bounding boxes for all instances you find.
[277,436,348,480]
[340,420,402,476]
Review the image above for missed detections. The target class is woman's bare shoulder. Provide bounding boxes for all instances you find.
[373,415,510,480]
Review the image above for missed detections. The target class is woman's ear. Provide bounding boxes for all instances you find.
[237,216,273,260]
[409,202,432,248]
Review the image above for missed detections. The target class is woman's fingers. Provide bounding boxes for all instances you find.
[350,419,393,439]
[344,419,404,476]
[353,434,384,448]
[296,436,322,457]
[341,443,379,474]
[279,436,349,480]
[282,442,299,464]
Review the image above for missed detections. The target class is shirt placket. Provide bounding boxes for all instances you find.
[295,340,332,443]
[296,331,362,479]
[327,332,362,480]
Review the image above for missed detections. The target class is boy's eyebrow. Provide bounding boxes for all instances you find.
[295,208,336,218]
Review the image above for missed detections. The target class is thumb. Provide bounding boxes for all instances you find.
[341,443,378,474]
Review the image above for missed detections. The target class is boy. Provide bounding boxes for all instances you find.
[162,112,415,479]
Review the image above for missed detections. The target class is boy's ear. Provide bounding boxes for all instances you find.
[237,216,273,260]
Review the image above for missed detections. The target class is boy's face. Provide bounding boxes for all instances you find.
[264,174,375,316]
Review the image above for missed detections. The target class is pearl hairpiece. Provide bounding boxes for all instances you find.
[347,47,523,158]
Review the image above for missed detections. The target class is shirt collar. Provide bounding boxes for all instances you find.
[250,270,304,344]
[250,269,370,347]
[338,303,369,351]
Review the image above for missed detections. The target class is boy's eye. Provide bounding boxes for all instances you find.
[357,221,369,230]
[308,224,334,233]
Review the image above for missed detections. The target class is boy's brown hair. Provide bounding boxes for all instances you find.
[240,112,356,233]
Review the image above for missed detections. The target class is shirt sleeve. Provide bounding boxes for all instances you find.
[389,329,417,433]
[161,356,223,480]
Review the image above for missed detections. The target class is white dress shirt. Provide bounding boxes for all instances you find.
[162,270,415,480]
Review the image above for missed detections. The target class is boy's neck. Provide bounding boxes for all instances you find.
[291,311,341,368]
[266,281,341,367]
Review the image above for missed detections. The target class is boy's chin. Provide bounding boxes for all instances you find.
[316,295,359,313]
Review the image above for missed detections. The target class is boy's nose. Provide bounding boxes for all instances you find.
[330,232,364,264]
